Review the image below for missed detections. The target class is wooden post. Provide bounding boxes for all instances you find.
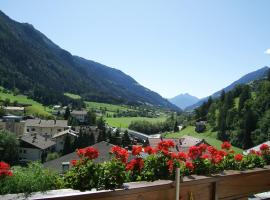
[176,168,180,200]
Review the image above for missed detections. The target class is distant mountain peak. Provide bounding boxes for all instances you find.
[169,93,199,110]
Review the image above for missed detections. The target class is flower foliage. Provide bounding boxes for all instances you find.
[64,141,270,191]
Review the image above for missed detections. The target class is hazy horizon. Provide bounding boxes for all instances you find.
[1,1,270,99]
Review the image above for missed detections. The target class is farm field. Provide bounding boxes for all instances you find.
[0,89,52,117]
[165,126,243,153]
[64,93,82,100]
[85,101,134,112]
[105,117,167,128]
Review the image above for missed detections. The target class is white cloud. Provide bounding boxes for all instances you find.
[265,49,270,55]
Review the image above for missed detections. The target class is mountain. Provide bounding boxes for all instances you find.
[0,11,179,111]
[169,93,199,109]
[186,66,270,110]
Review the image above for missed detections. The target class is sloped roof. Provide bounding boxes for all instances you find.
[52,129,78,139]
[43,141,114,172]
[25,119,68,127]
[148,135,207,153]
[20,134,56,150]
[71,110,87,115]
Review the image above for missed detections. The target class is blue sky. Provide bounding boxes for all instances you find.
[0,1,270,99]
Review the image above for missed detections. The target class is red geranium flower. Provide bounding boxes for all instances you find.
[188,146,201,160]
[70,159,77,166]
[144,146,156,154]
[198,143,208,152]
[170,152,179,159]
[167,159,174,173]
[126,158,144,172]
[260,144,269,151]
[221,141,231,150]
[178,152,188,161]
[132,145,142,156]
[84,147,99,160]
[157,140,175,152]
[234,154,243,162]
[212,154,223,164]
[111,146,129,163]
[185,161,194,170]
[77,148,86,157]
[0,161,12,177]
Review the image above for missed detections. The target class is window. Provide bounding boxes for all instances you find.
[23,150,27,154]
[27,128,29,132]
[58,129,62,132]
[31,128,35,131]
[19,149,22,153]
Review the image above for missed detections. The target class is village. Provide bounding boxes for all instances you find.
[0,105,213,173]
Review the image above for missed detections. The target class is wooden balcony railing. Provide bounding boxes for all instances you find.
[2,165,270,200]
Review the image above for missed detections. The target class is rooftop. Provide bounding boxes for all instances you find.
[71,110,87,115]
[52,129,78,139]
[20,134,56,150]
[25,119,68,128]
[43,141,114,172]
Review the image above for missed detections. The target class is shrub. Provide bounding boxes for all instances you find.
[99,160,126,190]
[0,162,59,195]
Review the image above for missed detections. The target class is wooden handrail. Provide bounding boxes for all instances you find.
[2,166,270,200]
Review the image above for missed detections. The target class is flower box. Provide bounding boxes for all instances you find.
[2,166,270,200]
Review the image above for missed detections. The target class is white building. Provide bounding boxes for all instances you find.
[70,110,88,123]
[52,129,78,152]
[25,119,69,138]
[19,134,56,162]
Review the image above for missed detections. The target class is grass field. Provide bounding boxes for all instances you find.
[165,126,243,153]
[0,90,52,117]
[64,93,82,100]
[105,117,167,128]
[85,101,134,112]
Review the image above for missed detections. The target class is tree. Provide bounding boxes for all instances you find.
[238,85,251,112]
[63,134,73,155]
[0,106,6,117]
[122,130,131,147]
[3,98,10,106]
[86,110,96,125]
[173,121,179,132]
[0,130,19,164]
[220,90,226,102]
[64,107,71,120]
[46,152,60,162]
[268,69,270,81]
[89,132,95,145]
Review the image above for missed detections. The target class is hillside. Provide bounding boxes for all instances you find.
[186,66,269,110]
[0,87,52,117]
[0,11,178,111]
[169,93,199,109]
[194,74,270,149]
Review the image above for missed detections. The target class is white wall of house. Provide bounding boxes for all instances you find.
[71,113,87,123]
[19,147,42,161]
[25,126,68,138]
[54,135,76,153]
